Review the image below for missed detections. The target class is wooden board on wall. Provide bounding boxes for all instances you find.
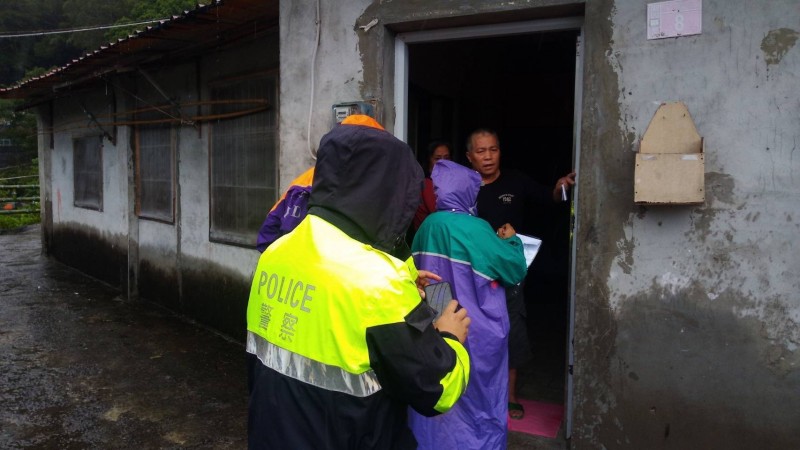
[634,152,705,204]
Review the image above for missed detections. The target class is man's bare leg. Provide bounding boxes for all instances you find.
[509,368,524,419]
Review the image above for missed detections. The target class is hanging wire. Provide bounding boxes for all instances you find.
[24,99,269,138]
[0,19,168,39]
[106,79,188,125]
[307,0,322,160]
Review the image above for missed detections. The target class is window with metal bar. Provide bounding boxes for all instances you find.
[73,135,103,210]
[135,119,174,222]
[209,72,277,246]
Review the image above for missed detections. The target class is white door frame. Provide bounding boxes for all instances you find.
[393,16,585,439]
[566,29,584,440]
[394,16,584,141]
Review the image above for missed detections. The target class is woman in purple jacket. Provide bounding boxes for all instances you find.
[409,160,528,449]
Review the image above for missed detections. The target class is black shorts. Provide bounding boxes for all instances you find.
[506,283,532,368]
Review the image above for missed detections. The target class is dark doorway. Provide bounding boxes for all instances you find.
[407,29,578,406]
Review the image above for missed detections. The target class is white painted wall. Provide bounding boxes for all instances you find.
[51,92,128,238]
[278,0,374,191]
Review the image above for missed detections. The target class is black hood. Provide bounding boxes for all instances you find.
[308,120,423,254]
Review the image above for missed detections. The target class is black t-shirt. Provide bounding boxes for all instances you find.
[476,169,552,233]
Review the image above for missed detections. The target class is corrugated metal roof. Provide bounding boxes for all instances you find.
[0,0,278,101]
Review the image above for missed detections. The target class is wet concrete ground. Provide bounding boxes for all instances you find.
[1,226,247,449]
[1,225,564,449]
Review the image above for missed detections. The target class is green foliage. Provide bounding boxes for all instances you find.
[61,0,139,51]
[1,0,200,87]
[0,158,40,230]
[22,67,49,82]
[130,0,198,18]
[0,0,83,87]
[0,99,37,155]
[105,0,198,42]
[0,210,40,230]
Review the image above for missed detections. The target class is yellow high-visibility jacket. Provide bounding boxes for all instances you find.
[246,116,469,450]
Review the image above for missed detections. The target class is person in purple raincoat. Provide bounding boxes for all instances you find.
[255,167,314,253]
[409,159,528,449]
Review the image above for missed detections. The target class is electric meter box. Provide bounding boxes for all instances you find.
[634,102,705,205]
[332,101,378,125]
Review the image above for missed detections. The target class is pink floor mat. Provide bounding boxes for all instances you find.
[507,399,564,438]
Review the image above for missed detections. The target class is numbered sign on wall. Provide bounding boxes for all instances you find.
[647,0,702,40]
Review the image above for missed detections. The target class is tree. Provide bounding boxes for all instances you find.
[106,0,198,42]
[1,0,201,87]
[1,0,83,87]
[62,0,139,51]
[0,99,37,156]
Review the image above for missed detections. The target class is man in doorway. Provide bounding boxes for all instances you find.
[465,127,575,420]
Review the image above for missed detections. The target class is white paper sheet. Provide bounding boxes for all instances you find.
[517,233,542,268]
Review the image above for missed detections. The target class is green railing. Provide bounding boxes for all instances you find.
[0,174,40,215]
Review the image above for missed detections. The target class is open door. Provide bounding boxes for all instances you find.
[395,17,584,442]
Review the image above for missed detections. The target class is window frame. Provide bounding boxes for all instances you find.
[72,134,104,211]
[134,121,176,224]
[207,69,279,247]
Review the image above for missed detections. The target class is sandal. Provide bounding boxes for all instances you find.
[508,401,525,420]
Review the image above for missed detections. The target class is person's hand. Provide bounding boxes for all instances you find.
[552,171,577,202]
[434,300,470,343]
[416,270,442,299]
[496,223,516,239]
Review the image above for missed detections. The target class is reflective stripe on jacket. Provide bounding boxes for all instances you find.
[246,214,470,448]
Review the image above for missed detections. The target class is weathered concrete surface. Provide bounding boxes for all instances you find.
[0,225,248,449]
[573,0,800,448]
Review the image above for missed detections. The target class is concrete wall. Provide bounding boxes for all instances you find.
[278,0,375,185]
[132,63,192,310]
[575,0,800,448]
[47,89,130,285]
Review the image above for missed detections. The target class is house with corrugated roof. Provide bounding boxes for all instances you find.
[2,1,798,448]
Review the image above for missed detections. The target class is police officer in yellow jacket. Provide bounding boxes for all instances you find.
[246,115,471,449]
